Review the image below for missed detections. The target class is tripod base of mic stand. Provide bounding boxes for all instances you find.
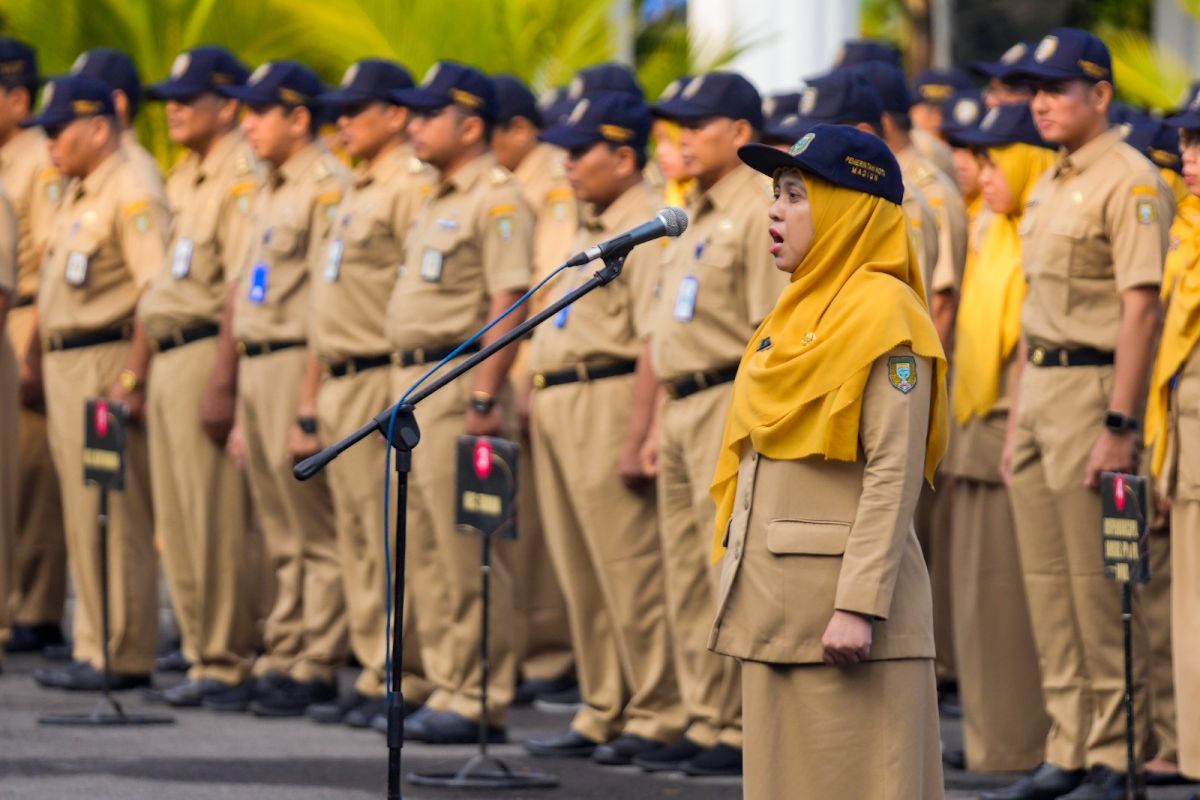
[408,754,558,790]
[39,695,175,727]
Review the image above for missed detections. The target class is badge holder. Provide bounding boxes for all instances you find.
[295,251,630,799]
[39,399,174,729]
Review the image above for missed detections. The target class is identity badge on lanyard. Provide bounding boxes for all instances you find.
[248,262,269,304]
[171,239,194,279]
[65,251,89,287]
[673,241,704,322]
[324,239,344,283]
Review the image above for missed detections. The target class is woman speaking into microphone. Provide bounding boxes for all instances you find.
[706,124,949,799]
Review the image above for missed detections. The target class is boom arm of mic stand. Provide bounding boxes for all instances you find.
[293,253,627,480]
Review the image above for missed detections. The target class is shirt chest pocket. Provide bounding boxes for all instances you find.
[172,210,221,281]
[265,222,303,264]
[62,230,105,288]
[1048,215,1110,280]
[415,226,474,287]
[691,235,739,308]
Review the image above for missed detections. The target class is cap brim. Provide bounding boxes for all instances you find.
[651,96,714,121]
[218,84,275,104]
[738,142,805,179]
[538,125,603,150]
[315,88,392,106]
[1002,64,1102,83]
[145,79,214,101]
[391,87,451,110]
[762,115,817,143]
[20,110,74,129]
[970,60,1008,79]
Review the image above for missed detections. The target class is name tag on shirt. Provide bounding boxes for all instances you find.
[65,252,89,287]
[324,239,344,283]
[674,275,698,322]
[248,262,268,305]
[171,239,194,279]
[420,248,444,283]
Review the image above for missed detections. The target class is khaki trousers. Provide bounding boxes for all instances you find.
[1171,499,1200,777]
[147,339,254,685]
[43,341,157,673]
[5,305,66,628]
[239,348,346,683]
[0,332,16,648]
[916,477,956,683]
[531,375,684,743]
[741,658,944,800]
[1140,527,1176,762]
[390,362,516,725]
[950,478,1049,771]
[317,366,431,702]
[1010,365,1150,771]
[657,385,742,749]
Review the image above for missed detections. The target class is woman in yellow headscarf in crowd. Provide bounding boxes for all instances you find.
[649,78,695,206]
[945,103,1055,774]
[1146,104,1200,788]
[707,124,949,800]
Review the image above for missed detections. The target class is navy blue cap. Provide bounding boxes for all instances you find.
[491,74,543,127]
[70,48,141,113]
[22,75,115,129]
[1108,101,1146,126]
[392,61,497,121]
[539,91,651,153]
[768,70,884,142]
[146,47,249,101]
[539,86,574,127]
[972,41,1032,80]
[651,71,763,130]
[568,62,643,102]
[1003,28,1113,84]
[762,91,802,142]
[836,39,902,68]
[317,59,414,106]
[0,37,37,88]
[1123,117,1182,173]
[221,61,324,108]
[739,123,904,205]
[911,68,974,105]
[849,61,912,114]
[938,90,985,146]
[1165,82,1200,129]
[952,103,1052,149]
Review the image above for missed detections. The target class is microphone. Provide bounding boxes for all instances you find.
[564,207,689,267]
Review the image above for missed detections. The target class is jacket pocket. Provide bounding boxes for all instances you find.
[765,519,851,556]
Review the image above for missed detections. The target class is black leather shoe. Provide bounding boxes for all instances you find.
[1145,768,1198,786]
[524,728,601,758]
[251,679,336,718]
[344,696,387,728]
[682,744,743,777]
[417,710,507,745]
[633,737,705,772]
[593,734,661,766]
[942,748,966,771]
[532,684,583,715]
[980,763,1087,800]
[307,692,368,724]
[42,643,73,662]
[368,701,424,735]
[58,664,151,692]
[203,673,286,713]
[5,623,65,653]
[402,705,438,740]
[33,660,89,689]
[145,678,233,707]
[1058,767,1136,800]
[155,649,192,674]
[514,674,578,706]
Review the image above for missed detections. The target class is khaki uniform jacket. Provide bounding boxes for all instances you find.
[902,184,940,297]
[137,129,261,340]
[709,347,936,666]
[38,149,170,340]
[899,145,968,294]
[513,142,578,296]
[0,185,16,294]
[0,127,63,299]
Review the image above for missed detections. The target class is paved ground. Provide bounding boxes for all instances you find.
[1,652,1196,799]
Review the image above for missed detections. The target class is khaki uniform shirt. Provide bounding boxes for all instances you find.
[232,142,348,344]
[122,129,165,188]
[651,165,785,383]
[898,145,967,294]
[513,142,578,296]
[310,143,431,363]
[137,129,261,341]
[901,184,940,298]
[0,127,64,299]
[1020,128,1173,351]
[0,185,16,294]
[530,181,660,373]
[38,149,170,339]
[385,152,533,353]
[911,127,956,185]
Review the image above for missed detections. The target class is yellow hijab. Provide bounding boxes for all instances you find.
[653,119,695,208]
[710,174,948,558]
[1161,169,1200,302]
[952,143,1057,423]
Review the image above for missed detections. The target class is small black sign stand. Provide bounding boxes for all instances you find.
[39,398,173,728]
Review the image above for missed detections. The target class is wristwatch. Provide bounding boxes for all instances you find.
[297,416,318,435]
[1104,411,1139,434]
[118,369,142,392]
[470,391,496,415]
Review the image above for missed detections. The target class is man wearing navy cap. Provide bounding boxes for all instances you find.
[26,75,170,692]
[638,71,788,777]
[385,61,533,745]
[135,46,261,708]
[974,41,1035,110]
[986,28,1175,800]
[910,67,975,145]
[760,91,803,147]
[208,61,351,718]
[301,58,435,731]
[568,62,644,103]
[835,38,903,68]
[0,36,67,659]
[488,72,578,712]
[70,48,161,185]
[523,91,684,767]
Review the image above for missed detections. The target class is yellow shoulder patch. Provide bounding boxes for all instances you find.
[317,190,342,207]
[122,199,151,218]
[547,187,574,203]
[488,203,517,218]
[122,199,154,234]
[1131,185,1157,198]
[230,180,257,198]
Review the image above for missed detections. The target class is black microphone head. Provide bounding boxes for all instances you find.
[657,206,689,237]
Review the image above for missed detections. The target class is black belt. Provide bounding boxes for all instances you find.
[396,341,481,368]
[152,323,220,354]
[665,365,740,400]
[12,295,34,309]
[238,339,306,358]
[325,353,392,378]
[533,360,638,390]
[43,326,132,353]
[1028,346,1114,368]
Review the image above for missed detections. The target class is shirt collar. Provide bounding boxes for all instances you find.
[355,141,414,189]
[582,180,645,233]
[1055,126,1125,179]
[700,164,760,215]
[438,151,497,197]
[78,148,128,199]
[271,140,325,189]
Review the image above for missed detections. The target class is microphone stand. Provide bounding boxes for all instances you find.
[294,250,628,799]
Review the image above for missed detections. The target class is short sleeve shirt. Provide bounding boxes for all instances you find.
[0,185,16,294]
[650,164,788,382]
[898,145,968,294]
[310,144,432,362]
[137,129,262,339]
[38,149,171,339]
[530,181,660,372]
[385,152,533,353]
[232,142,349,344]
[0,127,64,299]
[1019,128,1173,351]
[513,142,579,300]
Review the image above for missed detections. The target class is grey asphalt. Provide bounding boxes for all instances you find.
[1,653,1196,799]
